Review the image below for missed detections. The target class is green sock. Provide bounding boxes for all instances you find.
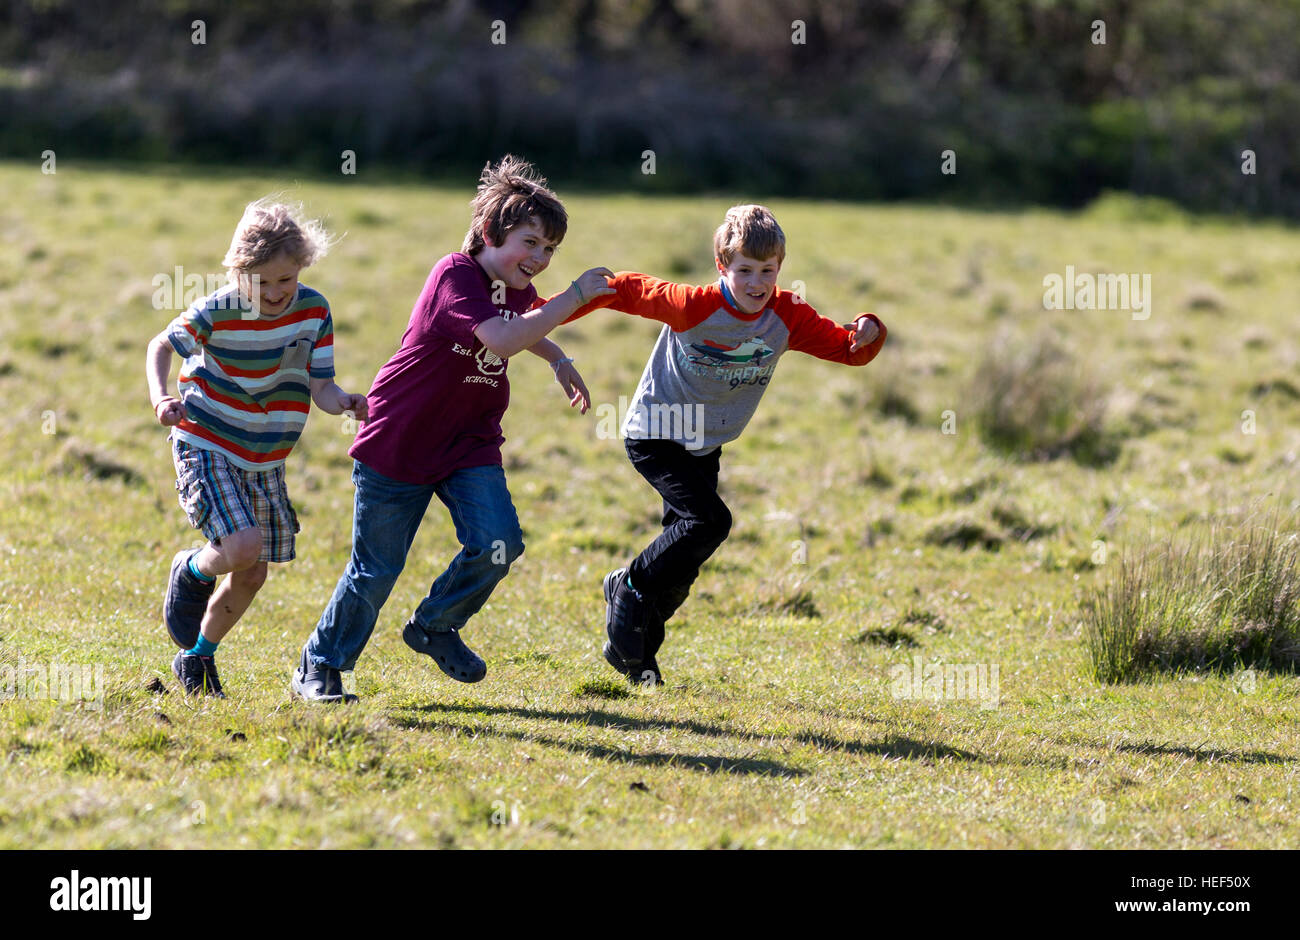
[187,553,215,584]
[188,635,218,657]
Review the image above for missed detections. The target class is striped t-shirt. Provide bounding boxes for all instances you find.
[165,283,335,470]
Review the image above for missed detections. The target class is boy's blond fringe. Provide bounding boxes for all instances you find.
[714,204,786,266]
[223,196,337,274]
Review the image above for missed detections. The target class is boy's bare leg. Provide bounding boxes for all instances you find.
[191,527,262,579]
[181,527,266,643]
[201,562,268,643]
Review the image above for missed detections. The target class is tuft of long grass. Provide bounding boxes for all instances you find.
[1084,515,1300,682]
[970,328,1113,465]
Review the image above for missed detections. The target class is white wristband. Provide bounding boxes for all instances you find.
[551,357,574,371]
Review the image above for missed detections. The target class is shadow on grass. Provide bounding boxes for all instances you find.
[390,703,986,773]
[1114,742,1293,765]
[797,733,982,763]
[393,713,806,777]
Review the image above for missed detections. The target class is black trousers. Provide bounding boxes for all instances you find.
[625,438,731,622]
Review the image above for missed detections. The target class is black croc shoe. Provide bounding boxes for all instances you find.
[402,621,487,683]
[164,550,214,650]
[292,649,358,704]
[172,650,225,698]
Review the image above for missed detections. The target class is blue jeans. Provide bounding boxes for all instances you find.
[306,460,525,671]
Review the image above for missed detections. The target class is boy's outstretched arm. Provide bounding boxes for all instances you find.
[785,303,887,366]
[551,272,711,331]
[475,268,615,360]
[525,337,591,414]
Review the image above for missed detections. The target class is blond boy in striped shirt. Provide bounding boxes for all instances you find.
[145,201,367,697]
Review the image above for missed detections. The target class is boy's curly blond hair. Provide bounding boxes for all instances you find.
[713,204,786,266]
[222,199,333,274]
[461,155,567,256]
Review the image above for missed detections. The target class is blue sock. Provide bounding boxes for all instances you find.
[187,553,215,584]
[187,635,219,657]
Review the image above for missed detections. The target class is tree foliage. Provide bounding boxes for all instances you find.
[2,0,1294,214]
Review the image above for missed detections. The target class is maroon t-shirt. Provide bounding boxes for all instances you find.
[350,252,541,484]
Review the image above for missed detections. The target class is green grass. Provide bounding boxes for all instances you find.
[1085,513,1300,683]
[0,161,1298,848]
[970,327,1114,464]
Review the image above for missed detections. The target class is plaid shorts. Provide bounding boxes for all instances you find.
[172,437,300,563]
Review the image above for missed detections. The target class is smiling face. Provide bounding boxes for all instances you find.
[237,252,302,317]
[475,220,557,292]
[718,252,781,315]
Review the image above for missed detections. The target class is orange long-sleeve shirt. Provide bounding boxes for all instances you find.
[560,273,886,452]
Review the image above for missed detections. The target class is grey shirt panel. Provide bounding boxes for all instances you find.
[621,305,793,454]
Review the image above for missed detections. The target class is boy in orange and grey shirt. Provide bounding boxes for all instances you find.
[562,204,887,686]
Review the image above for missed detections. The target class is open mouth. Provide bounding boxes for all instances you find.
[518,263,537,278]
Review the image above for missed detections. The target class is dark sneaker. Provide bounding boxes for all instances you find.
[172,650,225,698]
[402,621,486,683]
[645,617,666,667]
[292,649,357,704]
[603,568,660,677]
[164,550,214,650]
[642,614,666,687]
[602,641,664,688]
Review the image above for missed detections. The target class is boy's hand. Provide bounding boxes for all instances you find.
[848,314,882,353]
[571,267,617,306]
[153,396,185,427]
[338,391,369,422]
[553,359,590,414]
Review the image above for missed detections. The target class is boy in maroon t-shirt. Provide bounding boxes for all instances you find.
[293,155,613,702]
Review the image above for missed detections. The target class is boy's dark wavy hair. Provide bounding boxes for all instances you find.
[461,155,567,255]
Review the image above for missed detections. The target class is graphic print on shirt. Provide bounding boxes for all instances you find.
[463,307,517,385]
[686,336,776,367]
[476,346,504,375]
[677,334,778,390]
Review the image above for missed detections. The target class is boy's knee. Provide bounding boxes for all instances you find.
[487,531,525,566]
[231,561,268,593]
[701,503,732,542]
[346,559,400,595]
[221,527,263,570]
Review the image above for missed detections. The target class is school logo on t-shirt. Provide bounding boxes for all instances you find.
[476,346,504,375]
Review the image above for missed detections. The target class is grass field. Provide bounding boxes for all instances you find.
[1,161,1297,848]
